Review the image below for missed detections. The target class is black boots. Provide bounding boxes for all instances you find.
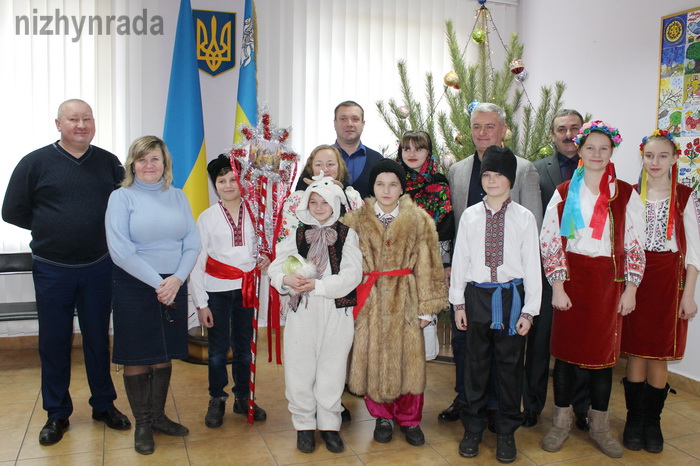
[151,366,189,436]
[123,366,189,455]
[123,372,155,455]
[622,378,645,451]
[644,383,672,453]
[623,378,673,453]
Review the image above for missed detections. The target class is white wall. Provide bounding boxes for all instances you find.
[518,0,700,381]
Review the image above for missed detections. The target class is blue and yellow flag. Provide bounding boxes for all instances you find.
[163,0,208,218]
[233,0,257,142]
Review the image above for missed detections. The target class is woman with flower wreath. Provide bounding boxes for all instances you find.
[620,130,700,454]
[539,121,646,458]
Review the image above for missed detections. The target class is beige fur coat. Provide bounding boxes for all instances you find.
[342,195,448,403]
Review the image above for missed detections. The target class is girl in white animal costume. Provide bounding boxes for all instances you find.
[269,175,363,454]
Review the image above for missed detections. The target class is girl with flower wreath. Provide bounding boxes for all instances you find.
[620,130,700,454]
[539,121,646,458]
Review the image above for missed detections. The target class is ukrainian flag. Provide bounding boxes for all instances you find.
[233,0,257,142]
[163,0,208,218]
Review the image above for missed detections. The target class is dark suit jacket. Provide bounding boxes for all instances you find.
[534,153,565,211]
[345,146,384,199]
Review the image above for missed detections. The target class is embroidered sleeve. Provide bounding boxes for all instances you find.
[684,191,700,270]
[624,191,646,286]
[540,192,568,284]
[345,187,364,211]
[277,191,303,243]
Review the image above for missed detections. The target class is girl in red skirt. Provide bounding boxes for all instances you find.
[621,130,699,453]
[540,121,646,458]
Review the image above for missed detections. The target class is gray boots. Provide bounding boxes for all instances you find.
[541,405,572,452]
[588,408,623,458]
[542,406,623,458]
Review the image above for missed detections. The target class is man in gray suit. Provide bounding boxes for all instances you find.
[448,103,543,227]
[440,103,542,423]
[523,109,590,429]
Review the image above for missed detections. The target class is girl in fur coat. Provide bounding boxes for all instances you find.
[342,159,448,447]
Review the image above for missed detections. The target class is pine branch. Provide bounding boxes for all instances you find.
[379,17,575,170]
[376,99,402,140]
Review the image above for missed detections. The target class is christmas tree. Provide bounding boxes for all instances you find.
[377,3,568,171]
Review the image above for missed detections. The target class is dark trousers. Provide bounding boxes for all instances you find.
[553,359,612,411]
[463,283,525,435]
[523,276,590,415]
[33,258,117,419]
[450,307,467,405]
[452,308,500,409]
[207,289,253,400]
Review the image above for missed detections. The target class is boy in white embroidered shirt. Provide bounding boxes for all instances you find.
[449,145,542,463]
[190,155,270,428]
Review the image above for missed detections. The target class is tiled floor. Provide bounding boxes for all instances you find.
[2,332,700,465]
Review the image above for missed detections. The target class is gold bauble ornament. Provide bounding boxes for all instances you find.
[444,71,459,88]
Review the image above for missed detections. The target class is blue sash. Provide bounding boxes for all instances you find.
[470,278,523,335]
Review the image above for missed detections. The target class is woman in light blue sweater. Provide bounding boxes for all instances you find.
[105,136,200,455]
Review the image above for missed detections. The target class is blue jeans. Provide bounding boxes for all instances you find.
[33,257,117,419]
[207,289,253,400]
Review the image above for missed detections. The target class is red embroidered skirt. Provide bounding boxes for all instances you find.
[621,251,687,360]
[550,252,624,369]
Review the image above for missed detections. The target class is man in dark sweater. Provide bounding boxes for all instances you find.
[332,101,384,198]
[2,99,131,446]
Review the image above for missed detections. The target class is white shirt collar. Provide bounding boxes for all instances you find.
[373,201,400,218]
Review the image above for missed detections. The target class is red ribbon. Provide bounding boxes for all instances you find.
[205,256,259,308]
[589,163,615,240]
[353,268,412,319]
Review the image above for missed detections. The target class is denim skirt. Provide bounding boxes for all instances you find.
[112,266,188,365]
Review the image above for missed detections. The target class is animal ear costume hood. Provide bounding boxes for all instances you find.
[296,175,348,226]
[480,145,517,188]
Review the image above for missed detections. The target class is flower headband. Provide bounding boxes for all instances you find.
[573,120,623,148]
[638,129,681,156]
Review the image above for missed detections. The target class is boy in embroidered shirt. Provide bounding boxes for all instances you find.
[269,175,363,454]
[449,146,542,463]
[190,155,269,428]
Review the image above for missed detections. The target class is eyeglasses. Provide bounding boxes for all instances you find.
[161,302,194,323]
